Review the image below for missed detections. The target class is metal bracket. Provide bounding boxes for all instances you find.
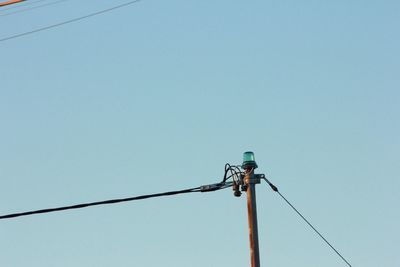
[245,174,264,185]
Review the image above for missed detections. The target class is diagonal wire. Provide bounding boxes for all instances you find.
[0,186,201,220]
[262,177,353,267]
[0,0,141,42]
[0,0,26,8]
[0,0,47,11]
[0,181,234,220]
[0,0,69,17]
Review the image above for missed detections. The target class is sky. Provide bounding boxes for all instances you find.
[1,0,399,266]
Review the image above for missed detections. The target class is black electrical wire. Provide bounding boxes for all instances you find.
[222,163,231,182]
[222,163,243,183]
[261,177,353,267]
[232,165,243,178]
[0,0,141,42]
[0,183,232,220]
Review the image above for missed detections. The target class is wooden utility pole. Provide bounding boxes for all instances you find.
[245,168,261,267]
[241,151,261,267]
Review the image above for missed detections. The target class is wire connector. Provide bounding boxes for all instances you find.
[261,177,279,192]
[200,183,221,192]
[200,182,232,192]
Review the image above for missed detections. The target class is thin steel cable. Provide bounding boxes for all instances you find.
[0,0,141,42]
[0,0,47,11]
[0,186,202,220]
[262,178,353,267]
[0,0,69,17]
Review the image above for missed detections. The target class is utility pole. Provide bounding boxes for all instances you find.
[241,151,261,267]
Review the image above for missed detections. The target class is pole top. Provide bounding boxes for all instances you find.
[242,151,258,169]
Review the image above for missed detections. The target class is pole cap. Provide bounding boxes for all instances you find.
[242,151,258,169]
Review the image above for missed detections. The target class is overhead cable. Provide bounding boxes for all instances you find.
[0,0,69,17]
[0,0,141,42]
[261,177,353,267]
[0,0,25,7]
[0,0,46,11]
[0,182,230,220]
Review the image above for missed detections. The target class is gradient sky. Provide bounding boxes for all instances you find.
[1,0,399,266]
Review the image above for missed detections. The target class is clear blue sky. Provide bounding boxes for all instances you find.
[1,0,399,266]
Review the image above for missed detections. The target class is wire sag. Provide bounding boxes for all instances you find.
[0,182,231,220]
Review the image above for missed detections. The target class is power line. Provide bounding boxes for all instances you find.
[0,0,25,8]
[0,0,47,11]
[261,177,353,267]
[0,0,141,42]
[0,157,354,267]
[0,182,231,220]
[0,0,70,17]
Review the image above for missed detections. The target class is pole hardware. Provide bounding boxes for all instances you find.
[233,173,263,194]
[200,181,233,192]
